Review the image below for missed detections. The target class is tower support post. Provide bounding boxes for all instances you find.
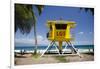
[68,41,81,57]
[40,41,81,58]
[40,41,60,57]
[59,41,63,54]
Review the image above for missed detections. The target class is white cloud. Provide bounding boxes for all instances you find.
[37,35,49,45]
[37,35,44,40]
[73,40,94,45]
[15,35,50,46]
[78,32,84,35]
[15,38,34,46]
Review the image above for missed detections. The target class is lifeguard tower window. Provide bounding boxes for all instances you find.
[50,25,52,30]
[55,24,67,29]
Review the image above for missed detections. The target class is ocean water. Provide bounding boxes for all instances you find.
[15,45,94,51]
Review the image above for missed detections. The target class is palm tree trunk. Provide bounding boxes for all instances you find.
[34,23,37,54]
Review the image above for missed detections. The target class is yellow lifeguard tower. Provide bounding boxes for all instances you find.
[40,20,81,57]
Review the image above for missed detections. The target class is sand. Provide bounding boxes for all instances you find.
[15,53,94,65]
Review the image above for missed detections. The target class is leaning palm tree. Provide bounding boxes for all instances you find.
[15,4,43,54]
[80,8,94,15]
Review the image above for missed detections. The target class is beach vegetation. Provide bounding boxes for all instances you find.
[32,53,41,59]
[54,56,69,63]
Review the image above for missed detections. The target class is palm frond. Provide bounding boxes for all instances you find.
[80,8,94,15]
[15,4,37,34]
[35,5,44,15]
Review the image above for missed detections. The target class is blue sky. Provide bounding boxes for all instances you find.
[15,5,94,46]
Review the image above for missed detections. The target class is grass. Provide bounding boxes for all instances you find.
[32,53,41,59]
[54,56,69,63]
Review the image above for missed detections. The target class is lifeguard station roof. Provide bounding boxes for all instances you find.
[47,20,75,24]
[47,20,76,28]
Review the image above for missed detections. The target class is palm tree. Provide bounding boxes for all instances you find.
[80,8,94,15]
[15,4,43,54]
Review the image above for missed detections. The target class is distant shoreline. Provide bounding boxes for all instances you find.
[15,48,94,53]
[14,45,94,55]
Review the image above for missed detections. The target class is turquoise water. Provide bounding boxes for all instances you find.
[15,45,94,51]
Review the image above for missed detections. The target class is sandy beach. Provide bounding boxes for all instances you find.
[15,53,94,65]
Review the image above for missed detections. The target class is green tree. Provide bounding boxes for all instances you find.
[80,8,94,15]
[15,4,43,54]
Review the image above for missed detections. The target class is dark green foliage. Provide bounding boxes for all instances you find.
[80,8,94,15]
[15,4,43,34]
